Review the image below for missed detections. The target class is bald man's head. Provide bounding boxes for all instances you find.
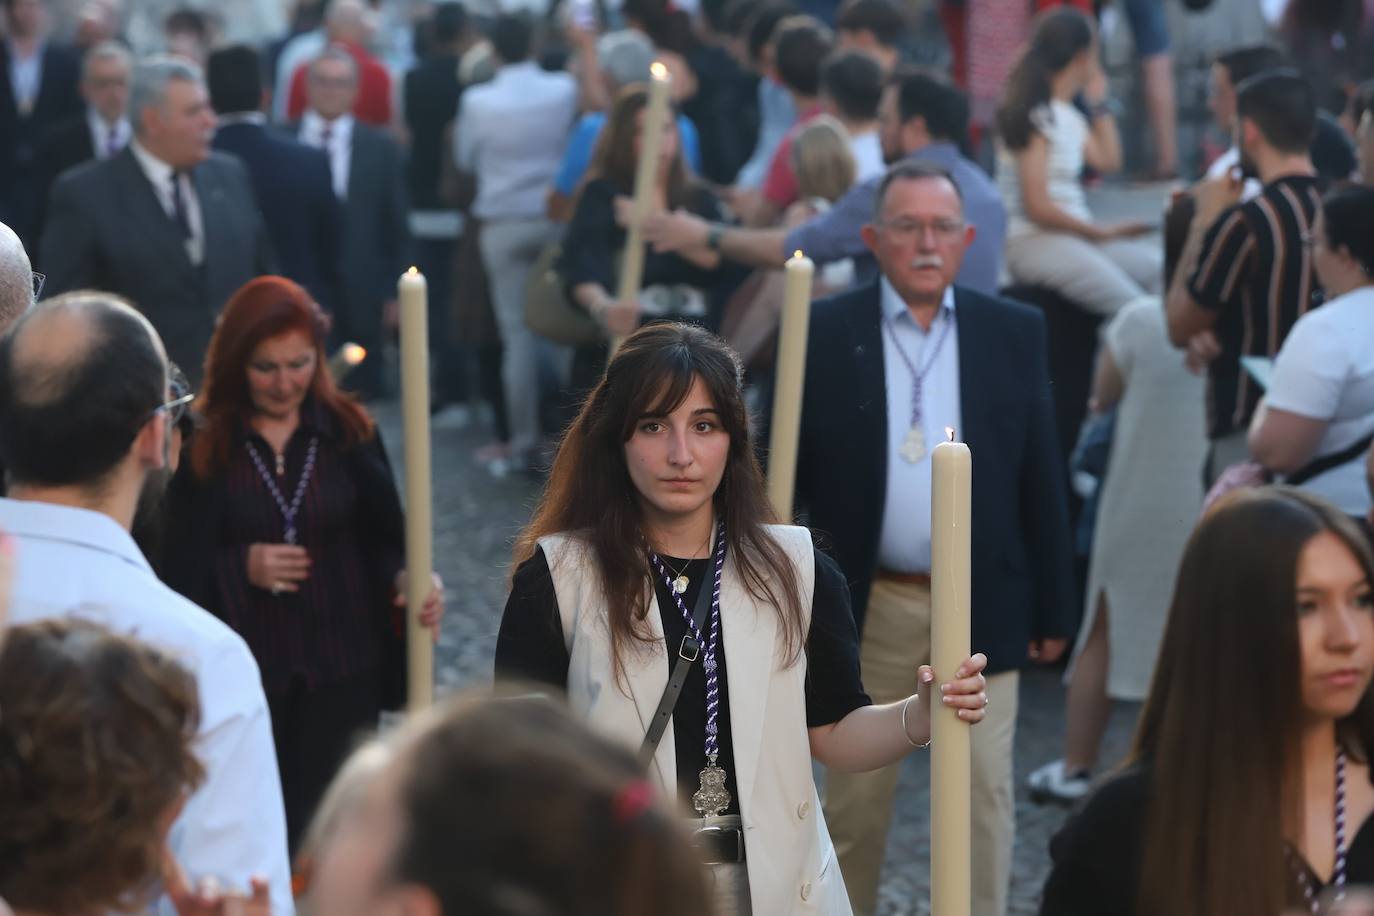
[0,221,34,335]
[0,293,167,489]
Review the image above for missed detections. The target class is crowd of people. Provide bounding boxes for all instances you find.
[3,0,1374,913]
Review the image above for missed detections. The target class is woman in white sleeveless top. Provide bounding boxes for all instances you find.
[496,323,989,915]
[995,7,1161,318]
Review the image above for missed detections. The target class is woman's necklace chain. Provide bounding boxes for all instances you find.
[658,531,713,595]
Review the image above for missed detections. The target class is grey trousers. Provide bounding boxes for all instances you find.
[478,217,559,456]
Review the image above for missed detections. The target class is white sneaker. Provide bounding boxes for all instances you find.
[1027,759,1092,805]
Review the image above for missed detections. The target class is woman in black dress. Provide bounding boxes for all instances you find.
[1042,487,1374,916]
[162,276,443,852]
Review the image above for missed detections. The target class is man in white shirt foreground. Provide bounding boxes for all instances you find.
[0,291,294,915]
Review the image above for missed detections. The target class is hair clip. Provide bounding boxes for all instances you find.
[613,779,654,824]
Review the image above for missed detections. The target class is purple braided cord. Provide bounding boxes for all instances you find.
[649,519,727,760]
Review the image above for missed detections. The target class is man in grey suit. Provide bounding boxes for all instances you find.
[40,56,274,382]
[299,46,409,399]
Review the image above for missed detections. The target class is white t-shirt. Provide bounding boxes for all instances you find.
[996,99,1092,238]
[849,130,886,183]
[1267,286,1374,515]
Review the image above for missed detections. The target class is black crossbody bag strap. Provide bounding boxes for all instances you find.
[1287,432,1374,487]
[640,577,714,764]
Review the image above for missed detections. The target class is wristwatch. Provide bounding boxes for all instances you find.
[706,223,725,251]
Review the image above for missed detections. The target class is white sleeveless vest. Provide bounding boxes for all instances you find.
[539,524,852,916]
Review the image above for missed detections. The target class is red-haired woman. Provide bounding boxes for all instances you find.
[162,275,443,852]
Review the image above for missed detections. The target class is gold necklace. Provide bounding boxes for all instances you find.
[658,531,713,595]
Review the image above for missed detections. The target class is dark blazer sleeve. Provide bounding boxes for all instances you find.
[39,167,98,295]
[380,135,412,284]
[308,149,346,314]
[224,155,278,277]
[347,431,408,708]
[1018,306,1076,641]
[159,461,227,613]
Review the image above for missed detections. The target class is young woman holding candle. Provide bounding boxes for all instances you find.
[562,85,726,341]
[495,322,989,915]
[1041,487,1374,916]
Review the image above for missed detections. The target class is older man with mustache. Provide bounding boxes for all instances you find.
[795,160,1075,916]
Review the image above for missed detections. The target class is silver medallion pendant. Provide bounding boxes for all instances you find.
[672,575,689,595]
[899,425,927,464]
[693,758,732,817]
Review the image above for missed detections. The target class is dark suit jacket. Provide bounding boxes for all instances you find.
[403,54,462,210]
[213,120,344,315]
[31,113,97,260]
[795,281,1075,674]
[40,148,275,380]
[0,42,82,244]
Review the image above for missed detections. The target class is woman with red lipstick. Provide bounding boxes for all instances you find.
[160,276,444,854]
[1042,486,1374,916]
[496,322,989,915]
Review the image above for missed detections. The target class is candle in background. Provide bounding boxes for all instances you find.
[766,250,814,520]
[398,268,434,711]
[327,342,366,379]
[931,429,972,916]
[610,61,672,354]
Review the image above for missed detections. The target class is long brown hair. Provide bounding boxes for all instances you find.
[512,323,806,679]
[586,84,691,209]
[994,6,1094,150]
[190,276,374,478]
[1132,487,1374,916]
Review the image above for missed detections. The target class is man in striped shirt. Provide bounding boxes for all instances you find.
[1166,69,1323,485]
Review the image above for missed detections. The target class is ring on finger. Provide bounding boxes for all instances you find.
[981,692,989,708]
[271,582,283,596]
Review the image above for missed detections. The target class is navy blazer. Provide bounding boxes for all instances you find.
[795,281,1075,674]
[214,121,344,315]
[0,42,82,244]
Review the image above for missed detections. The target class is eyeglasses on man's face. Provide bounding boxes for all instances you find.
[151,392,196,428]
[875,218,966,244]
[31,271,44,300]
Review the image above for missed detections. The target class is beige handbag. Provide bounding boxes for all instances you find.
[523,242,609,347]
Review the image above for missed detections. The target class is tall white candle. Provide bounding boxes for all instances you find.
[611,61,672,355]
[931,431,972,916]
[766,251,813,520]
[398,268,434,711]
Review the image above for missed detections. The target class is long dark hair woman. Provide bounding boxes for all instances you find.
[562,85,725,343]
[1041,487,1374,916]
[161,276,444,853]
[495,323,989,915]
[994,7,1160,319]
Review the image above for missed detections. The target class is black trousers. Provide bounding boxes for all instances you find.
[268,669,382,856]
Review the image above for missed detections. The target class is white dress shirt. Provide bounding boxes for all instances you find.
[877,280,962,573]
[87,109,131,159]
[6,39,42,114]
[0,498,294,916]
[454,61,577,220]
[300,110,354,200]
[129,139,205,265]
[849,129,886,183]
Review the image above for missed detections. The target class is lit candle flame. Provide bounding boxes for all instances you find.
[650,61,668,80]
[406,266,420,276]
[344,343,366,366]
[945,427,956,442]
[793,249,804,260]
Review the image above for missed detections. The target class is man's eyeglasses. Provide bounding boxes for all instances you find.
[152,392,196,428]
[31,272,44,299]
[875,219,966,243]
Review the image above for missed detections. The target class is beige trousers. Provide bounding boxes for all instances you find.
[1004,230,1163,318]
[822,578,1019,916]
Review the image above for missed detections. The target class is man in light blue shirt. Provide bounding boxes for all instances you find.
[641,69,1006,295]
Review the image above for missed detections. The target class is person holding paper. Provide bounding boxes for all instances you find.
[495,322,990,915]
[1249,186,1374,521]
[795,160,1075,916]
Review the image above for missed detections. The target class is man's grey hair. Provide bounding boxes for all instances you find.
[872,160,964,220]
[129,55,204,136]
[0,221,34,336]
[598,30,656,92]
[82,40,132,82]
[309,44,360,82]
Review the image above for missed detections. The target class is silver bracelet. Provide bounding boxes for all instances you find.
[900,695,931,749]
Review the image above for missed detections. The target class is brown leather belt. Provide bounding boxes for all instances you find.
[876,569,931,586]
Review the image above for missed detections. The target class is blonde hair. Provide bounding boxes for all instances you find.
[791,115,857,204]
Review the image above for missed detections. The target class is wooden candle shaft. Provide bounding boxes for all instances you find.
[399,274,434,711]
[930,441,972,916]
[611,71,671,353]
[766,258,813,520]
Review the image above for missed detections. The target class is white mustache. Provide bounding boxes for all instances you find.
[910,256,944,270]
